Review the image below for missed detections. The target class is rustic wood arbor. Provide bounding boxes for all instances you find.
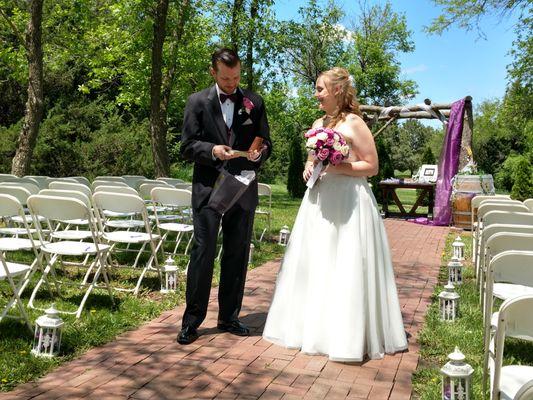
[361,96,473,170]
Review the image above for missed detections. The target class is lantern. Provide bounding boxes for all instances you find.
[31,304,64,357]
[452,236,465,261]
[447,257,464,285]
[439,282,460,321]
[248,242,254,265]
[441,346,473,400]
[161,256,178,293]
[278,226,290,246]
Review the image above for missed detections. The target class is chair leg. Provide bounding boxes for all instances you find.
[1,273,33,332]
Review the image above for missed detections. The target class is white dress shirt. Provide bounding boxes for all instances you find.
[216,84,236,129]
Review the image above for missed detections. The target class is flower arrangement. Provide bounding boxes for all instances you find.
[305,127,349,166]
[239,97,254,116]
[304,127,349,188]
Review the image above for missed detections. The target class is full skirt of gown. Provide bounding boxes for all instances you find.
[262,173,408,361]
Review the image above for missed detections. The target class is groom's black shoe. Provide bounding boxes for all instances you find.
[217,320,250,336]
[177,326,199,345]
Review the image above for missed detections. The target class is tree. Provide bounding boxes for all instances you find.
[4,0,45,176]
[344,1,418,105]
[370,136,394,203]
[510,156,533,201]
[287,134,307,198]
[425,0,529,37]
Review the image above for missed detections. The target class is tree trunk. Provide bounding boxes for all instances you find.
[230,0,243,52]
[244,0,258,91]
[149,0,170,178]
[11,0,44,177]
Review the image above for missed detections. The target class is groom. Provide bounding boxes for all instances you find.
[177,48,271,345]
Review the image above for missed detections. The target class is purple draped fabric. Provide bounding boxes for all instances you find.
[431,98,467,225]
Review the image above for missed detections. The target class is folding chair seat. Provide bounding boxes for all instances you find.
[150,187,194,257]
[484,294,533,399]
[92,192,161,295]
[27,195,114,318]
[255,183,272,242]
[0,194,43,331]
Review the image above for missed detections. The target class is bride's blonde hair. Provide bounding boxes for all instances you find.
[319,67,362,128]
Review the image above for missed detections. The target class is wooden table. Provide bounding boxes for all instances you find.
[379,181,435,218]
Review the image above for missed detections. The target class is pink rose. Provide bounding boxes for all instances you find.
[329,151,344,165]
[315,140,324,148]
[325,137,335,147]
[243,97,254,110]
[317,148,329,161]
[305,128,317,138]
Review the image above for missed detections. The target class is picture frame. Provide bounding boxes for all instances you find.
[419,164,438,183]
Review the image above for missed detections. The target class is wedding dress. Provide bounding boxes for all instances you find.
[263,172,408,361]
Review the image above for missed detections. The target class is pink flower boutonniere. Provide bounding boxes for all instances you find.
[239,97,255,115]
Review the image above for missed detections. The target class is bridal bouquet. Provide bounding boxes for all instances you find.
[304,127,349,188]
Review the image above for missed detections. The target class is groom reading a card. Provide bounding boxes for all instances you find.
[177,48,271,345]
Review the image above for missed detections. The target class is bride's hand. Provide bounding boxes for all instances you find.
[303,161,314,182]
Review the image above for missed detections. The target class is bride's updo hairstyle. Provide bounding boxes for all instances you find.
[319,67,362,128]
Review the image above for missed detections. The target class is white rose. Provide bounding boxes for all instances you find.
[341,145,349,156]
[306,136,318,147]
[333,142,342,151]
[317,132,327,141]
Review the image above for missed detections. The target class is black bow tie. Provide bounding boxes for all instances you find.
[219,92,238,103]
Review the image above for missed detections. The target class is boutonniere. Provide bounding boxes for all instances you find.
[238,97,255,116]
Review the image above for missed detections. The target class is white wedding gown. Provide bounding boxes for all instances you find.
[263,172,408,361]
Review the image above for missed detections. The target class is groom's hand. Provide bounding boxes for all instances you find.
[213,145,238,161]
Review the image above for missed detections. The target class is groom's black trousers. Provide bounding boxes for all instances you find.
[182,203,255,329]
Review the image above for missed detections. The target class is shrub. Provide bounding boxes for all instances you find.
[286,135,306,198]
[510,156,533,201]
[370,136,394,203]
[495,154,526,192]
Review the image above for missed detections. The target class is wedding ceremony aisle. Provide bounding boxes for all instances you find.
[1,220,449,400]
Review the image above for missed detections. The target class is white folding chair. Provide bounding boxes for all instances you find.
[472,209,533,282]
[150,187,194,258]
[476,224,533,286]
[472,195,512,260]
[0,186,46,230]
[254,183,272,242]
[481,233,533,316]
[24,175,49,190]
[94,185,139,196]
[484,294,533,399]
[92,192,161,295]
[0,194,43,331]
[68,176,91,187]
[0,181,40,195]
[91,180,129,191]
[27,195,114,318]
[94,176,126,183]
[524,199,533,213]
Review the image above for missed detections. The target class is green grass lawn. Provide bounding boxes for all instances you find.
[0,183,301,392]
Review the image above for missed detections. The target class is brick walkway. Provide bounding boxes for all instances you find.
[2,220,449,400]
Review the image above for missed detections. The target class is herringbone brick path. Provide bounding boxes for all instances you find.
[1,220,449,400]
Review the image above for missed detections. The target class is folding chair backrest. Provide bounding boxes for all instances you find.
[0,186,32,205]
[122,175,146,188]
[94,185,138,196]
[472,195,511,209]
[68,176,91,186]
[39,189,91,208]
[94,176,126,183]
[490,250,533,288]
[0,173,17,180]
[480,224,533,259]
[0,181,39,195]
[92,180,129,191]
[478,203,529,221]
[483,211,533,229]
[92,192,146,214]
[486,233,533,261]
[139,182,170,199]
[28,195,90,222]
[157,177,185,186]
[24,175,49,189]
[0,193,26,218]
[498,294,533,342]
[151,187,192,207]
[49,181,92,198]
[258,183,272,197]
[524,199,533,213]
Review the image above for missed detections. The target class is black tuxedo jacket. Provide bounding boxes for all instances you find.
[180,85,272,211]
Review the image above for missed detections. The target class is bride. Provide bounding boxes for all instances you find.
[262,67,408,362]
